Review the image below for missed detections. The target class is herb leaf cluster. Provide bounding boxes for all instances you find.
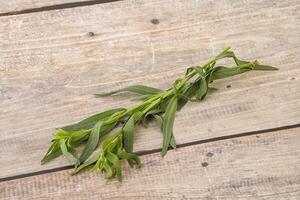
[42,47,277,180]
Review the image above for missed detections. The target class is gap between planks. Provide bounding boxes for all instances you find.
[1,123,299,183]
[0,0,122,17]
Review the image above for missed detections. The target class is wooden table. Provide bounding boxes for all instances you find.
[1,0,300,199]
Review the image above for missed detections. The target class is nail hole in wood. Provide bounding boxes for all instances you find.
[226,85,231,88]
[206,152,214,157]
[201,162,209,167]
[290,77,295,80]
[88,32,95,37]
[150,19,159,25]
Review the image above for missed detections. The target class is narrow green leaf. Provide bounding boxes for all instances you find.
[79,121,103,163]
[117,148,141,167]
[253,64,278,71]
[102,132,120,152]
[60,139,78,165]
[196,77,208,101]
[161,96,177,157]
[61,108,125,131]
[56,129,89,142]
[41,149,62,164]
[99,122,118,136]
[214,49,250,66]
[123,115,135,153]
[110,136,123,154]
[177,83,197,111]
[177,80,200,110]
[233,57,249,66]
[102,161,113,179]
[72,151,101,175]
[43,130,90,164]
[95,85,162,97]
[211,66,250,80]
[41,140,61,164]
[67,130,91,144]
[154,114,176,149]
[54,129,72,139]
[106,151,122,181]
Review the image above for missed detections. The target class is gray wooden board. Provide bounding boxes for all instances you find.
[1,127,300,199]
[0,0,300,179]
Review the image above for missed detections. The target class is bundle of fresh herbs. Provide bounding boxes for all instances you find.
[42,47,277,180]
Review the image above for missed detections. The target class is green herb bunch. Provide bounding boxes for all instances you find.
[42,47,277,180]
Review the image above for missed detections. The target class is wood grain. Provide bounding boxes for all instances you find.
[0,0,300,179]
[1,127,300,200]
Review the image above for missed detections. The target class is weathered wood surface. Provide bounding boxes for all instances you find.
[0,0,95,14]
[0,0,300,179]
[1,127,300,200]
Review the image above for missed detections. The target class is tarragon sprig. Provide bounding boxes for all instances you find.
[42,47,277,180]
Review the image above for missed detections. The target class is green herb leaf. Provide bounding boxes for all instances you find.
[72,151,101,175]
[123,115,135,153]
[102,132,120,152]
[106,151,122,181]
[187,67,208,101]
[233,57,249,66]
[60,139,78,165]
[54,129,72,139]
[61,108,125,131]
[161,96,177,157]
[154,114,176,149]
[214,49,250,66]
[196,77,208,101]
[79,121,103,163]
[41,139,61,164]
[253,64,278,71]
[95,85,162,97]
[102,161,113,179]
[211,66,250,80]
[177,82,197,110]
[117,148,141,167]
[99,122,118,136]
[43,130,91,164]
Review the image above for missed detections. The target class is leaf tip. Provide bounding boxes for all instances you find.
[94,94,103,97]
[160,150,167,157]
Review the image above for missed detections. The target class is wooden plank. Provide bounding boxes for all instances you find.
[1,127,300,199]
[0,0,300,179]
[0,0,94,14]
